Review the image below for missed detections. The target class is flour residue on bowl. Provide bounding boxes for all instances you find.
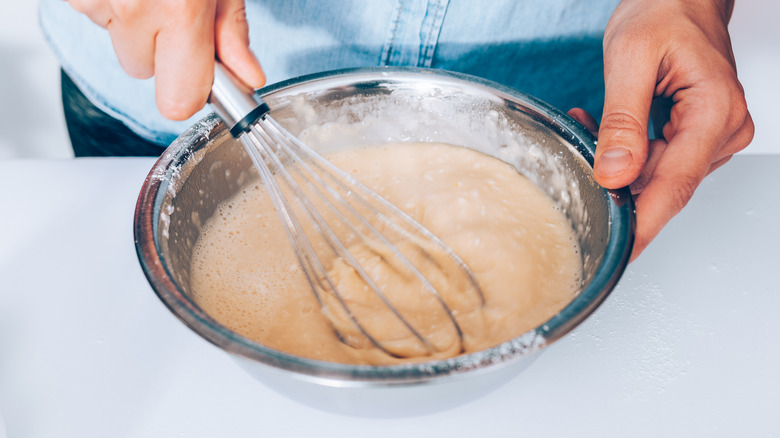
[277,88,593,243]
[188,142,582,365]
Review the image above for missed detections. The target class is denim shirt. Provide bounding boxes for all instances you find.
[39,0,620,146]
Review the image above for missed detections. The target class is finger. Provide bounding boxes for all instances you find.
[215,0,266,88]
[667,70,754,157]
[595,38,658,190]
[707,155,733,176]
[629,124,715,261]
[719,110,755,159]
[154,6,216,120]
[638,121,741,193]
[69,0,155,78]
[629,138,667,195]
[107,18,157,79]
[567,108,599,137]
[663,106,753,169]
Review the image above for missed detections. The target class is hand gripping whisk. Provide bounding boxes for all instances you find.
[208,64,484,359]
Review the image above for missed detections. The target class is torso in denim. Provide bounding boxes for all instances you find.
[40,0,620,146]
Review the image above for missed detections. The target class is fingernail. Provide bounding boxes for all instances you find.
[597,147,633,177]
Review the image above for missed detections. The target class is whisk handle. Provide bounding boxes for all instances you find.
[208,63,270,138]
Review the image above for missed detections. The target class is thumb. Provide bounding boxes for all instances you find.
[595,40,658,189]
[215,0,266,88]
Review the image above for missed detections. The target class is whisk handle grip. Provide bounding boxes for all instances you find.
[208,63,270,138]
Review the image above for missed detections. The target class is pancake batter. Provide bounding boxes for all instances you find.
[189,142,582,365]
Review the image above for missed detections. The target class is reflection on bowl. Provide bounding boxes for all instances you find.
[134,68,633,416]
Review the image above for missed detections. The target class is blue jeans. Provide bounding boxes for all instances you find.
[61,70,165,157]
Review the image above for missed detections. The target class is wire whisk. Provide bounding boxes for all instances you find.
[208,63,484,358]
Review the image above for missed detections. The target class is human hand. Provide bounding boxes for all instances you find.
[570,0,754,261]
[67,0,266,120]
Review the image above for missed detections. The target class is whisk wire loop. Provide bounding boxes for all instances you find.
[240,122,433,355]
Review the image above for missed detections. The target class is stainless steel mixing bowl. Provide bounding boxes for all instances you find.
[134,68,633,415]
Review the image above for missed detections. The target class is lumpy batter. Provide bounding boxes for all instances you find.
[189,142,582,365]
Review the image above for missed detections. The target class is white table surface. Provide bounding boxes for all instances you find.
[1,155,778,437]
